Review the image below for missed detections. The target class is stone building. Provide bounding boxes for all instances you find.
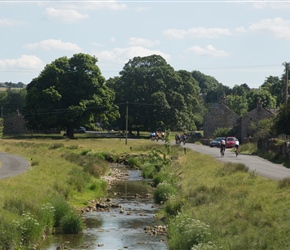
[203,100,239,139]
[239,100,275,143]
[203,97,276,143]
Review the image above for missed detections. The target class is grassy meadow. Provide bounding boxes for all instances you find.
[1,135,290,249]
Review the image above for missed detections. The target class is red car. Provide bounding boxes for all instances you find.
[226,137,237,148]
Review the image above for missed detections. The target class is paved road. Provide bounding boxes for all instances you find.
[183,143,290,181]
[0,152,30,179]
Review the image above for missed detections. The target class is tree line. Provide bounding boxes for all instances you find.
[1,53,289,138]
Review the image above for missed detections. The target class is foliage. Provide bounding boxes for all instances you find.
[49,196,70,228]
[0,218,19,250]
[249,118,274,141]
[273,104,290,135]
[167,213,212,250]
[212,127,232,138]
[24,53,119,138]
[107,55,200,132]
[0,88,27,118]
[153,181,177,203]
[163,195,185,216]
[59,209,84,234]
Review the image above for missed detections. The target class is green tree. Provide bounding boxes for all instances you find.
[226,94,248,116]
[108,55,200,132]
[0,89,27,118]
[273,104,290,135]
[261,76,283,107]
[247,88,276,111]
[24,53,119,138]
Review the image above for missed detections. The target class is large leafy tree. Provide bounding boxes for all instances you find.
[107,55,200,132]
[25,53,119,138]
[273,104,290,135]
[0,88,27,117]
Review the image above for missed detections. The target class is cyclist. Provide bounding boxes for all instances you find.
[234,139,240,156]
[220,138,226,156]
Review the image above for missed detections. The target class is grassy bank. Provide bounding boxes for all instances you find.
[155,145,290,249]
[1,136,290,249]
[0,136,157,249]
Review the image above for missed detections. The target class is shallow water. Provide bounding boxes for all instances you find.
[39,167,167,250]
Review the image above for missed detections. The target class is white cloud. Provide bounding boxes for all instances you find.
[80,1,127,11]
[97,46,170,64]
[24,39,82,52]
[0,55,44,70]
[163,27,231,40]
[187,45,230,57]
[128,37,160,47]
[110,37,117,43]
[253,2,290,9]
[249,18,290,40]
[0,18,21,26]
[44,7,89,22]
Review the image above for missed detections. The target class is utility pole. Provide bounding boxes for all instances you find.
[284,62,289,106]
[125,101,128,145]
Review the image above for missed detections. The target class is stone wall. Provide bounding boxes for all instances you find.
[258,138,290,161]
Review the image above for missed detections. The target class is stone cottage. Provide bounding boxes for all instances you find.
[203,99,239,139]
[239,99,275,143]
[203,97,277,142]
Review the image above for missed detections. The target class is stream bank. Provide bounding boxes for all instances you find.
[40,164,168,249]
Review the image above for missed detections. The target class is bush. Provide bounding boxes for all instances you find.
[60,210,84,234]
[213,127,233,138]
[13,212,43,246]
[0,218,19,250]
[127,157,142,167]
[37,203,55,234]
[168,213,212,250]
[141,162,157,178]
[50,196,71,227]
[164,195,185,216]
[154,182,177,204]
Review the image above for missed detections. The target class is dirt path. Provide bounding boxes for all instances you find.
[0,152,30,179]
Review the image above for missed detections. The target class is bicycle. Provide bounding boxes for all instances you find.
[235,147,239,157]
[220,146,225,157]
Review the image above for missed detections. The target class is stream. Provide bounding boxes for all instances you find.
[39,165,168,250]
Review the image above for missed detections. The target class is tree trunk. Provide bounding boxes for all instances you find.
[66,123,75,139]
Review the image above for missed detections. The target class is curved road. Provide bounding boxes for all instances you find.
[0,152,30,179]
[183,143,290,181]
[1,142,290,181]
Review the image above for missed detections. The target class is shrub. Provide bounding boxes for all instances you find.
[60,210,84,234]
[164,195,185,216]
[213,127,233,138]
[50,196,71,227]
[141,162,157,178]
[154,182,177,204]
[0,218,19,250]
[168,213,212,250]
[37,203,55,234]
[127,157,142,168]
[13,212,43,246]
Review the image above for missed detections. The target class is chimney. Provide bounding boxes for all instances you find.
[220,95,226,105]
[257,97,262,108]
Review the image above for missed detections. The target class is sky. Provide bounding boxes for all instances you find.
[1,0,290,89]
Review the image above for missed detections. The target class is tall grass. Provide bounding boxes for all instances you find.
[157,148,290,249]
